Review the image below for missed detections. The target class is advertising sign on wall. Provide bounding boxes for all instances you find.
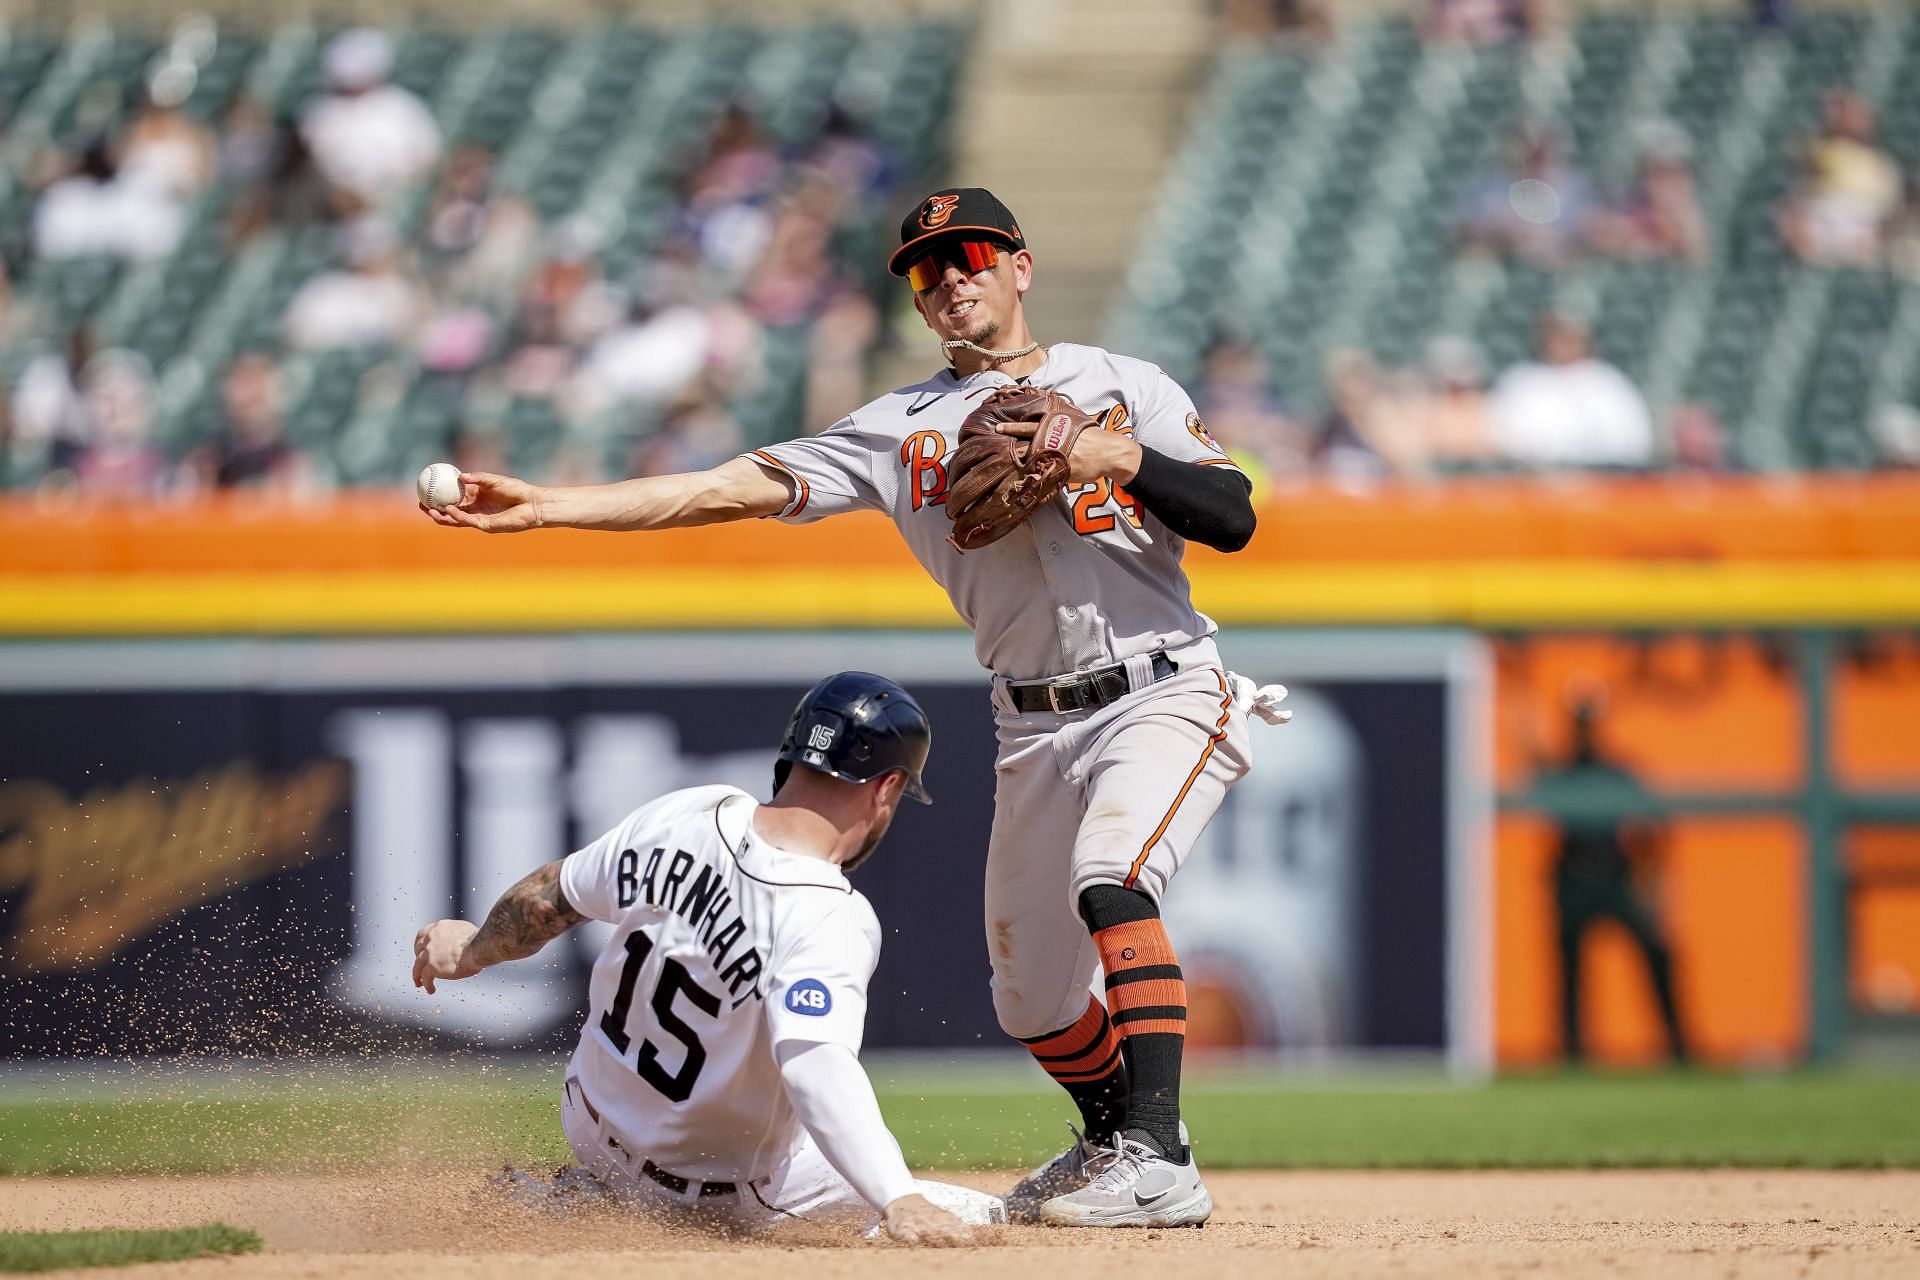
[0,632,1488,1069]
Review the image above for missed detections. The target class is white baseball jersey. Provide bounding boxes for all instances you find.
[559,783,883,1182]
[748,342,1247,682]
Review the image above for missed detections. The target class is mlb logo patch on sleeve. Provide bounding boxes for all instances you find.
[785,979,832,1016]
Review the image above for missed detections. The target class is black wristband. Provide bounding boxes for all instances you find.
[1123,446,1256,552]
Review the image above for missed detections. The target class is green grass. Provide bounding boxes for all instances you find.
[887,1071,1920,1169]
[3,1069,1918,1175]
[0,1224,260,1273]
[0,1080,566,1177]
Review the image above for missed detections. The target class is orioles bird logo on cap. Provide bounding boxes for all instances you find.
[919,194,961,229]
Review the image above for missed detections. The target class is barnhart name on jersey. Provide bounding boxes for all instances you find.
[615,843,764,1004]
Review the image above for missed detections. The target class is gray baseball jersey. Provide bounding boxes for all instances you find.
[747,342,1246,683]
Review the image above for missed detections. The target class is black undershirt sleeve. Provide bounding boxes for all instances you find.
[1123,445,1257,552]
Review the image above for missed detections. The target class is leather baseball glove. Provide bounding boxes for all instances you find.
[944,386,1095,551]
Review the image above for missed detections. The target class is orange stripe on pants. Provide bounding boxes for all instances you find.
[1124,670,1234,889]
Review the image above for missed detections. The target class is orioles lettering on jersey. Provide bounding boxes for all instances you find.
[616,844,765,1001]
[901,430,948,511]
[898,404,1140,533]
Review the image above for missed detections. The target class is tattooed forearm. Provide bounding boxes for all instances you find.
[463,860,584,969]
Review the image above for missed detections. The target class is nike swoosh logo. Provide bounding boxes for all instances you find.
[905,392,944,416]
[1133,1189,1169,1206]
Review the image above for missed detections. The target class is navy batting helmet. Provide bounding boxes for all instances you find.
[773,671,932,804]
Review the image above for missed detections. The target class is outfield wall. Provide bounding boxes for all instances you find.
[0,631,1483,1070]
[5,476,1918,1069]
[6,476,1920,633]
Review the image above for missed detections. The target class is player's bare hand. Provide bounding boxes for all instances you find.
[996,417,1142,485]
[422,471,547,533]
[413,919,483,993]
[881,1194,975,1247]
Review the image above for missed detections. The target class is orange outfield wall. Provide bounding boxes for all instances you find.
[1493,632,1920,1067]
[4,475,1920,635]
[4,473,1920,574]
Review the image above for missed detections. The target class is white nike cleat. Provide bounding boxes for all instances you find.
[1008,1122,1192,1224]
[1037,1135,1211,1228]
[1006,1123,1106,1224]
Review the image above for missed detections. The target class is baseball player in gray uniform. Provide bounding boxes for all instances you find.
[413,672,1003,1244]
[424,187,1279,1229]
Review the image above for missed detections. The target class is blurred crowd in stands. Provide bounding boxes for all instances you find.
[1189,110,1707,485]
[1222,0,1801,47]
[1199,0,1920,483]
[5,24,905,499]
[1191,311,1684,495]
[10,8,1920,502]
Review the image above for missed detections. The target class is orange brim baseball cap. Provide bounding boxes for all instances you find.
[886,187,1026,276]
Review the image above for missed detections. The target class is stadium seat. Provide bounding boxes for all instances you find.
[1108,7,1920,467]
[13,9,1920,483]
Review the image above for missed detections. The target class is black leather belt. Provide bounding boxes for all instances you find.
[1007,651,1176,714]
[569,1078,736,1197]
[641,1159,736,1198]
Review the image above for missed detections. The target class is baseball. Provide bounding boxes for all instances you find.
[1509,178,1562,224]
[416,462,462,509]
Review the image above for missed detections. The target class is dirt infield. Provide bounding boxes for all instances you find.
[3,1170,1916,1278]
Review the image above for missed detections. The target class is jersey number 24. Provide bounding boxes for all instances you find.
[599,929,719,1103]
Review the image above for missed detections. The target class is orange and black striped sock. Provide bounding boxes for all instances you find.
[1016,996,1128,1142]
[1082,886,1187,1158]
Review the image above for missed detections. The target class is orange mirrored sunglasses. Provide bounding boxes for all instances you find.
[905,240,1000,292]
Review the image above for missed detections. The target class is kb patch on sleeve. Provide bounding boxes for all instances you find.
[785,979,832,1016]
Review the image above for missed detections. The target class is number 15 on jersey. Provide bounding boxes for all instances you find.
[599,928,719,1103]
